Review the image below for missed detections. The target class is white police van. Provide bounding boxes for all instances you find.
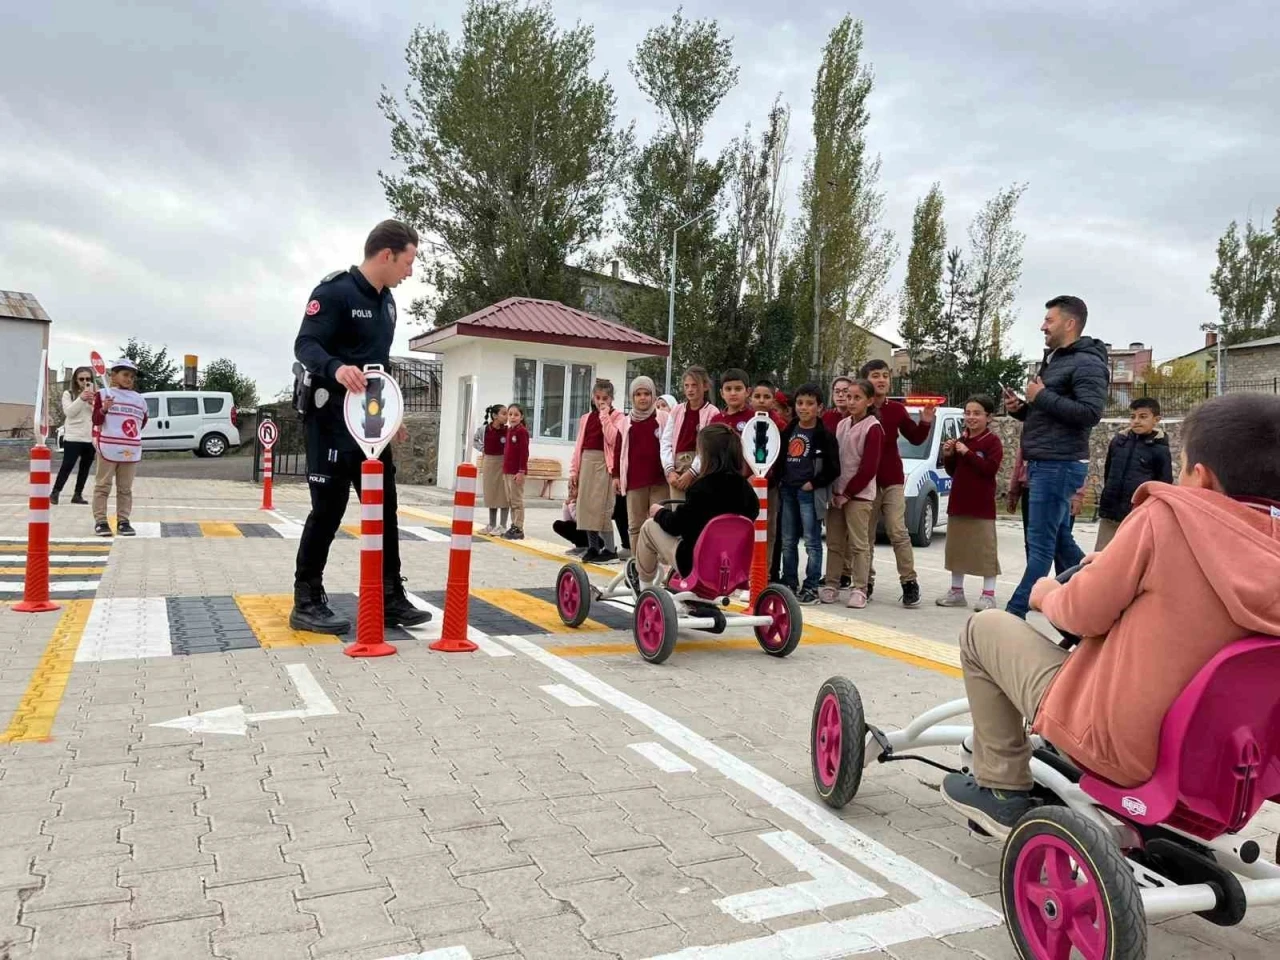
[883,405,966,548]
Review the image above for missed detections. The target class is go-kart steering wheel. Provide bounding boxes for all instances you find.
[1051,564,1084,649]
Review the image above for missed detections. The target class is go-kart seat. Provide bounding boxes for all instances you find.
[1079,635,1280,841]
[668,514,754,602]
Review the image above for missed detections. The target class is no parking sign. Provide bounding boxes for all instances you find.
[742,411,781,478]
[258,418,278,449]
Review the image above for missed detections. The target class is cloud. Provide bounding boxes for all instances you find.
[2,0,1275,396]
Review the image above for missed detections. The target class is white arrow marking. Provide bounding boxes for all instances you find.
[152,664,338,736]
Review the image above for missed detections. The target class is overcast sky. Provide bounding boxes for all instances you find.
[3,1,1276,396]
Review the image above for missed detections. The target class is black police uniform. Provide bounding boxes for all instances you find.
[290,266,427,632]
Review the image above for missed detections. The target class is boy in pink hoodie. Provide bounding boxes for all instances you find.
[942,393,1280,838]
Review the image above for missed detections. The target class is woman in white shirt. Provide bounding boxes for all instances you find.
[51,366,98,504]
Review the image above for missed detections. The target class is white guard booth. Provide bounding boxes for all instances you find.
[410,297,669,493]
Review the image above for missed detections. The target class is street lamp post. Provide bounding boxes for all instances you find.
[666,209,715,396]
[1200,322,1226,396]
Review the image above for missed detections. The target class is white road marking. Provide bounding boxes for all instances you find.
[378,947,473,960]
[75,598,172,661]
[401,525,451,543]
[125,522,162,539]
[0,537,105,544]
[541,683,597,708]
[0,555,111,563]
[153,664,338,736]
[0,581,105,594]
[494,633,1003,957]
[399,593,514,657]
[715,831,885,923]
[628,741,696,774]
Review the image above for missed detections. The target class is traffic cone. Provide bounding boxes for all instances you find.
[749,474,768,604]
[14,445,60,614]
[345,459,396,657]
[431,463,479,653]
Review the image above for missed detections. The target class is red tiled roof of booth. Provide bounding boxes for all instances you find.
[409,297,669,356]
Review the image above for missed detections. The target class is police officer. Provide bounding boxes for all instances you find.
[290,219,431,633]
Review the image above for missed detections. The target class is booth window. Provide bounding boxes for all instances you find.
[512,359,595,442]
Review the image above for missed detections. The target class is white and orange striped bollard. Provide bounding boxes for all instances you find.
[14,445,59,614]
[345,459,396,657]
[749,475,769,604]
[261,447,274,511]
[432,463,479,653]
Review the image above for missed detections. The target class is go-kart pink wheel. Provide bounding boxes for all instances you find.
[556,564,592,628]
[633,588,678,664]
[810,677,864,808]
[753,584,801,657]
[1002,806,1146,960]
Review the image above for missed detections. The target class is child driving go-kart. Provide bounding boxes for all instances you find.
[941,392,1280,837]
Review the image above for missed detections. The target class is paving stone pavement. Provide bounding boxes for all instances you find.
[1,473,1279,958]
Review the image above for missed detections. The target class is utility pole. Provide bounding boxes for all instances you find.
[666,209,715,395]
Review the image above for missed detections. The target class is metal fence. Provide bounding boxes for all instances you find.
[891,375,1280,418]
[390,357,442,412]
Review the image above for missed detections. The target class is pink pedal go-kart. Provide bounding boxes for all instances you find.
[554,513,802,664]
[809,567,1280,960]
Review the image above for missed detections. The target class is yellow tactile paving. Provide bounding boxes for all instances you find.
[234,594,343,649]
[472,588,608,634]
[0,599,92,743]
[198,521,243,538]
[341,524,362,538]
[0,566,107,576]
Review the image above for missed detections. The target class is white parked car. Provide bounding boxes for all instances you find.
[884,405,966,548]
[141,391,242,457]
[57,390,243,457]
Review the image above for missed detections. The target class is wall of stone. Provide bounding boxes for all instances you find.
[990,415,1184,508]
[394,412,441,486]
[1225,344,1280,384]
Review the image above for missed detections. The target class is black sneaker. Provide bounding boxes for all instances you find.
[797,588,821,605]
[117,520,136,537]
[384,580,432,628]
[838,575,851,590]
[580,548,601,563]
[594,549,619,563]
[49,490,60,505]
[289,582,350,634]
[901,580,921,608]
[71,494,89,505]
[94,520,113,538]
[941,773,1036,839]
[866,576,875,600]
[503,526,525,541]
[624,558,641,596]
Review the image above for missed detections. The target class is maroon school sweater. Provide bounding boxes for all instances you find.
[873,400,932,487]
[503,424,530,475]
[941,429,1003,519]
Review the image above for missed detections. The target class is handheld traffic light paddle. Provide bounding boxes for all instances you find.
[341,365,405,658]
[741,412,782,602]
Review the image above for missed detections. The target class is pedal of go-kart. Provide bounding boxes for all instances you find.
[866,724,893,762]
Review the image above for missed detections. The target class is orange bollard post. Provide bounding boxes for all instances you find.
[345,459,396,658]
[261,447,274,511]
[14,445,60,614]
[749,474,769,604]
[432,463,479,653]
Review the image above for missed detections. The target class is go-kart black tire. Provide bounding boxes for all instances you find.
[634,588,679,664]
[753,584,802,657]
[555,564,592,628]
[1001,805,1147,960]
[811,676,865,808]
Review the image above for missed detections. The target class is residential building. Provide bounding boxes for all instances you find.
[1160,331,1280,385]
[0,291,52,434]
[410,297,668,488]
[1102,341,1153,404]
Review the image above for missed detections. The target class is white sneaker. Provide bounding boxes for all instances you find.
[973,594,997,612]
[935,589,968,608]
[846,588,867,609]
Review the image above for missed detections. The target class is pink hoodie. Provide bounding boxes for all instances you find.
[570,408,625,480]
[1035,483,1280,787]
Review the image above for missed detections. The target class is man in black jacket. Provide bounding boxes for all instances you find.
[1095,397,1173,549]
[290,220,431,634]
[1003,295,1110,618]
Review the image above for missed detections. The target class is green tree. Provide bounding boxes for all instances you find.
[1209,208,1280,344]
[899,183,946,366]
[793,16,896,380]
[963,183,1027,369]
[752,97,791,299]
[614,10,738,371]
[118,338,181,393]
[380,0,631,327]
[200,358,259,409]
[1143,358,1204,387]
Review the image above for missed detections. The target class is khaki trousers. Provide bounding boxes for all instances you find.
[92,454,137,523]
[823,504,850,583]
[635,519,680,584]
[668,452,695,501]
[626,484,668,546]
[503,474,525,528]
[841,499,875,591]
[868,484,916,583]
[1094,518,1121,552]
[959,610,1067,791]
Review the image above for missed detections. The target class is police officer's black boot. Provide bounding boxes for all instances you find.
[384,578,432,628]
[290,580,351,635]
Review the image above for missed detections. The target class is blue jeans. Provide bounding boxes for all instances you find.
[781,485,823,592]
[1007,460,1088,618]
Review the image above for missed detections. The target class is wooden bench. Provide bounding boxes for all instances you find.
[475,455,565,499]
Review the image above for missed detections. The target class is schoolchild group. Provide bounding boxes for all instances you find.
[474,361,1066,611]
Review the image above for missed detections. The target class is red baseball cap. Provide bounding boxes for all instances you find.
[773,390,790,406]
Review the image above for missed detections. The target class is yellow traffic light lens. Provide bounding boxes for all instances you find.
[368,400,381,415]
